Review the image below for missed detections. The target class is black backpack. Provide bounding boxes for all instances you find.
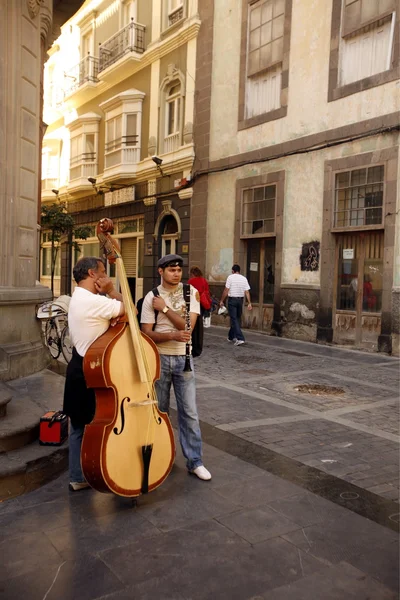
[137,285,203,357]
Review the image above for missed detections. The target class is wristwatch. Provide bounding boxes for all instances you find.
[162,306,169,314]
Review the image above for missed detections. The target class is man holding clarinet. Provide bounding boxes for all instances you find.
[141,254,211,481]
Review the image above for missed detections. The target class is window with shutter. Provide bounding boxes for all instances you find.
[121,238,137,277]
[340,13,394,85]
[329,0,398,99]
[240,0,291,125]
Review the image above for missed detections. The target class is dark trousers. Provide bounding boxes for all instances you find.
[228,297,245,341]
[63,348,96,482]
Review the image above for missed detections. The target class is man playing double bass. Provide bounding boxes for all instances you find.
[63,257,125,491]
[141,254,212,481]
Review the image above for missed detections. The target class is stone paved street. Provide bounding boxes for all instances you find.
[0,327,399,599]
[192,327,400,504]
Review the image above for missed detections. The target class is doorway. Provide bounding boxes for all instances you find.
[245,237,275,330]
[334,231,383,348]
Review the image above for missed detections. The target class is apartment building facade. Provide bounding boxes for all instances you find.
[41,0,199,300]
[193,0,399,354]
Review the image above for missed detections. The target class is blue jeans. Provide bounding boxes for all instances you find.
[155,355,203,471]
[69,421,85,482]
[228,297,245,341]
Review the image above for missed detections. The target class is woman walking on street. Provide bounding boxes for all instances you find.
[188,266,212,319]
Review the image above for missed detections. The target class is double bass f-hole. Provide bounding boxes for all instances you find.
[113,397,131,435]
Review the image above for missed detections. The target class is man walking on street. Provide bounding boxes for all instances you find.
[141,254,211,481]
[220,264,252,346]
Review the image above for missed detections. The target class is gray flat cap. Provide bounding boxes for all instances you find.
[157,254,184,268]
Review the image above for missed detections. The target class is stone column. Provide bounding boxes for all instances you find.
[0,0,52,381]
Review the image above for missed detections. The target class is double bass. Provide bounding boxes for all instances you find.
[81,218,175,497]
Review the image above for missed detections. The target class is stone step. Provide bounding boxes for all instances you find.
[0,383,13,418]
[0,438,68,501]
[0,393,43,453]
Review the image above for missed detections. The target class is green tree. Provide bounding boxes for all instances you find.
[41,201,91,295]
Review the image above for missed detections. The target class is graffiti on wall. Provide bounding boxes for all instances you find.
[300,241,320,272]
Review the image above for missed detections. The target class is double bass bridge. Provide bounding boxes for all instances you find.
[128,399,158,407]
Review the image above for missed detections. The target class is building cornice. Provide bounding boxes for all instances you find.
[99,89,146,112]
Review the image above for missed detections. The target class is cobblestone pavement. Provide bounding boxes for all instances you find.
[191,327,400,504]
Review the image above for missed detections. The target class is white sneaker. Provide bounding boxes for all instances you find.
[69,481,90,491]
[234,340,245,346]
[190,465,212,481]
[227,338,236,342]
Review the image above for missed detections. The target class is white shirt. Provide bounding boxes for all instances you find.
[225,273,250,297]
[141,283,200,356]
[68,287,122,357]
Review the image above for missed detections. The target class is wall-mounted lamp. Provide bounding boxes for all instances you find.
[87,178,125,194]
[152,155,165,176]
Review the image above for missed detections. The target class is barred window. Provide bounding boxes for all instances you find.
[334,166,384,228]
[242,185,276,236]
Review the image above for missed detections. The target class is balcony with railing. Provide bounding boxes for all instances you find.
[45,84,64,112]
[98,20,145,75]
[68,152,97,191]
[41,176,59,201]
[164,132,180,154]
[64,55,99,98]
[103,134,141,181]
[168,5,184,27]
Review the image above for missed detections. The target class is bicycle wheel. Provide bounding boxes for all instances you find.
[45,319,61,359]
[61,325,73,363]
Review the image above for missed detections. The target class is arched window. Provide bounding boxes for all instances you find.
[164,82,181,152]
[166,83,181,135]
[159,66,185,154]
[161,215,179,256]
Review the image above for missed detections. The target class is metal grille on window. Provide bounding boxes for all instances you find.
[334,166,384,227]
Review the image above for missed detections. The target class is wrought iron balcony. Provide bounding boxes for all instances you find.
[98,20,145,73]
[64,55,99,96]
[168,5,184,26]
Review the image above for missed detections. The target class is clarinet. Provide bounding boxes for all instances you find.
[183,294,192,372]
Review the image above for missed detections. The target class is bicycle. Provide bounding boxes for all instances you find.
[37,296,73,363]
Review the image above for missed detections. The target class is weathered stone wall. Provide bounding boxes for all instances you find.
[0,0,53,380]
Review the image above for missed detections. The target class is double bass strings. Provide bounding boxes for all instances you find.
[115,258,157,450]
